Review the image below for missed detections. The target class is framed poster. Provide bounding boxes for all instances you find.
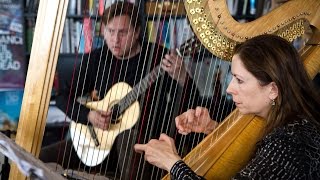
[0,0,26,88]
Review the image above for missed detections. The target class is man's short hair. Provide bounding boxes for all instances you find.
[102,1,141,30]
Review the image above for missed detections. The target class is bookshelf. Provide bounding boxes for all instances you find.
[22,0,275,64]
[24,1,103,56]
[20,0,274,132]
[21,0,275,122]
[23,0,269,60]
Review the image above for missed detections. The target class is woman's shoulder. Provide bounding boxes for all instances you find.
[267,117,320,145]
[238,117,320,179]
[283,117,319,139]
[262,117,320,164]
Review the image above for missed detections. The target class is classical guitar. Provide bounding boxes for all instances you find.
[69,37,201,167]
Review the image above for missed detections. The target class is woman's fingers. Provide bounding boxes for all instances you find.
[175,107,215,134]
[134,134,182,171]
[175,109,196,134]
[134,143,147,154]
[159,133,178,154]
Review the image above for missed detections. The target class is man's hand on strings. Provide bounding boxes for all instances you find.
[175,107,218,135]
[88,110,111,130]
[161,49,187,86]
[134,133,182,172]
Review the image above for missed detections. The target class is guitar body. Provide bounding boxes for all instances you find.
[68,36,198,167]
[70,82,140,167]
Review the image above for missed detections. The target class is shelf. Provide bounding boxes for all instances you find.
[145,1,186,17]
[24,13,100,19]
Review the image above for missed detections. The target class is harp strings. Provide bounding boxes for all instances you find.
[135,0,178,177]
[172,35,237,176]
[142,1,195,177]
[64,0,105,174]
[175,39,206,156]
[60,0,177,177]
[56,0,231,178]
[58,0,110,174]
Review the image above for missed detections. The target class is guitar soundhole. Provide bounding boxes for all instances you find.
[110,104,121,124]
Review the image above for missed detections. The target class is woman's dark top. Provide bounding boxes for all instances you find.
[170,117,320,179]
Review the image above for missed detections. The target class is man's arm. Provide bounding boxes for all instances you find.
[55,52,97,124]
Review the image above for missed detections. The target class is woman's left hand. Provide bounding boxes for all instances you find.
[134,133,182,172]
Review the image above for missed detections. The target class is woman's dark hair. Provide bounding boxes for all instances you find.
[102,1,141,30]
[233,34,320,133]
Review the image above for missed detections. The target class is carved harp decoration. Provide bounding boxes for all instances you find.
[185,0,320,65]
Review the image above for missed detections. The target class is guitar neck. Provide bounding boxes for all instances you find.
[114,37,199,115]
[117,65,164,114]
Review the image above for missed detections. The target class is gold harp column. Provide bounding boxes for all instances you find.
[9,0,69,179]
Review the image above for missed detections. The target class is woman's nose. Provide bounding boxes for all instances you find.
[226,79,235,95]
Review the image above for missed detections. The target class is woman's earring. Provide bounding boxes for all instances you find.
[271,99,276,106]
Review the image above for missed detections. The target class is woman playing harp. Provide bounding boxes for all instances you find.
[135,34,320,179]
[39,1,199,179]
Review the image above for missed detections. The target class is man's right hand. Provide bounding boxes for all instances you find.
[88,110,112,130]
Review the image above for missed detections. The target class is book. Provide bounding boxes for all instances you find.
[0,89,24,131]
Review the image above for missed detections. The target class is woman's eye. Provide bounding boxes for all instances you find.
[236,78,243,84]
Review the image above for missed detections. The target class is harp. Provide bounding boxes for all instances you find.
[8,0,320,180]
[162,0,320,179]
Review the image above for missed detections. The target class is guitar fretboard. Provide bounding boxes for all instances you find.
[113,36,200,115]
[117,65,164,114]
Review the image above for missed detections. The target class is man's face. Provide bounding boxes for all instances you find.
[102,15,140,59]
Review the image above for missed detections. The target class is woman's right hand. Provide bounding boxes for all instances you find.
[88,110,111,130]
[134,133,182,172]
[175,107,218,135]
